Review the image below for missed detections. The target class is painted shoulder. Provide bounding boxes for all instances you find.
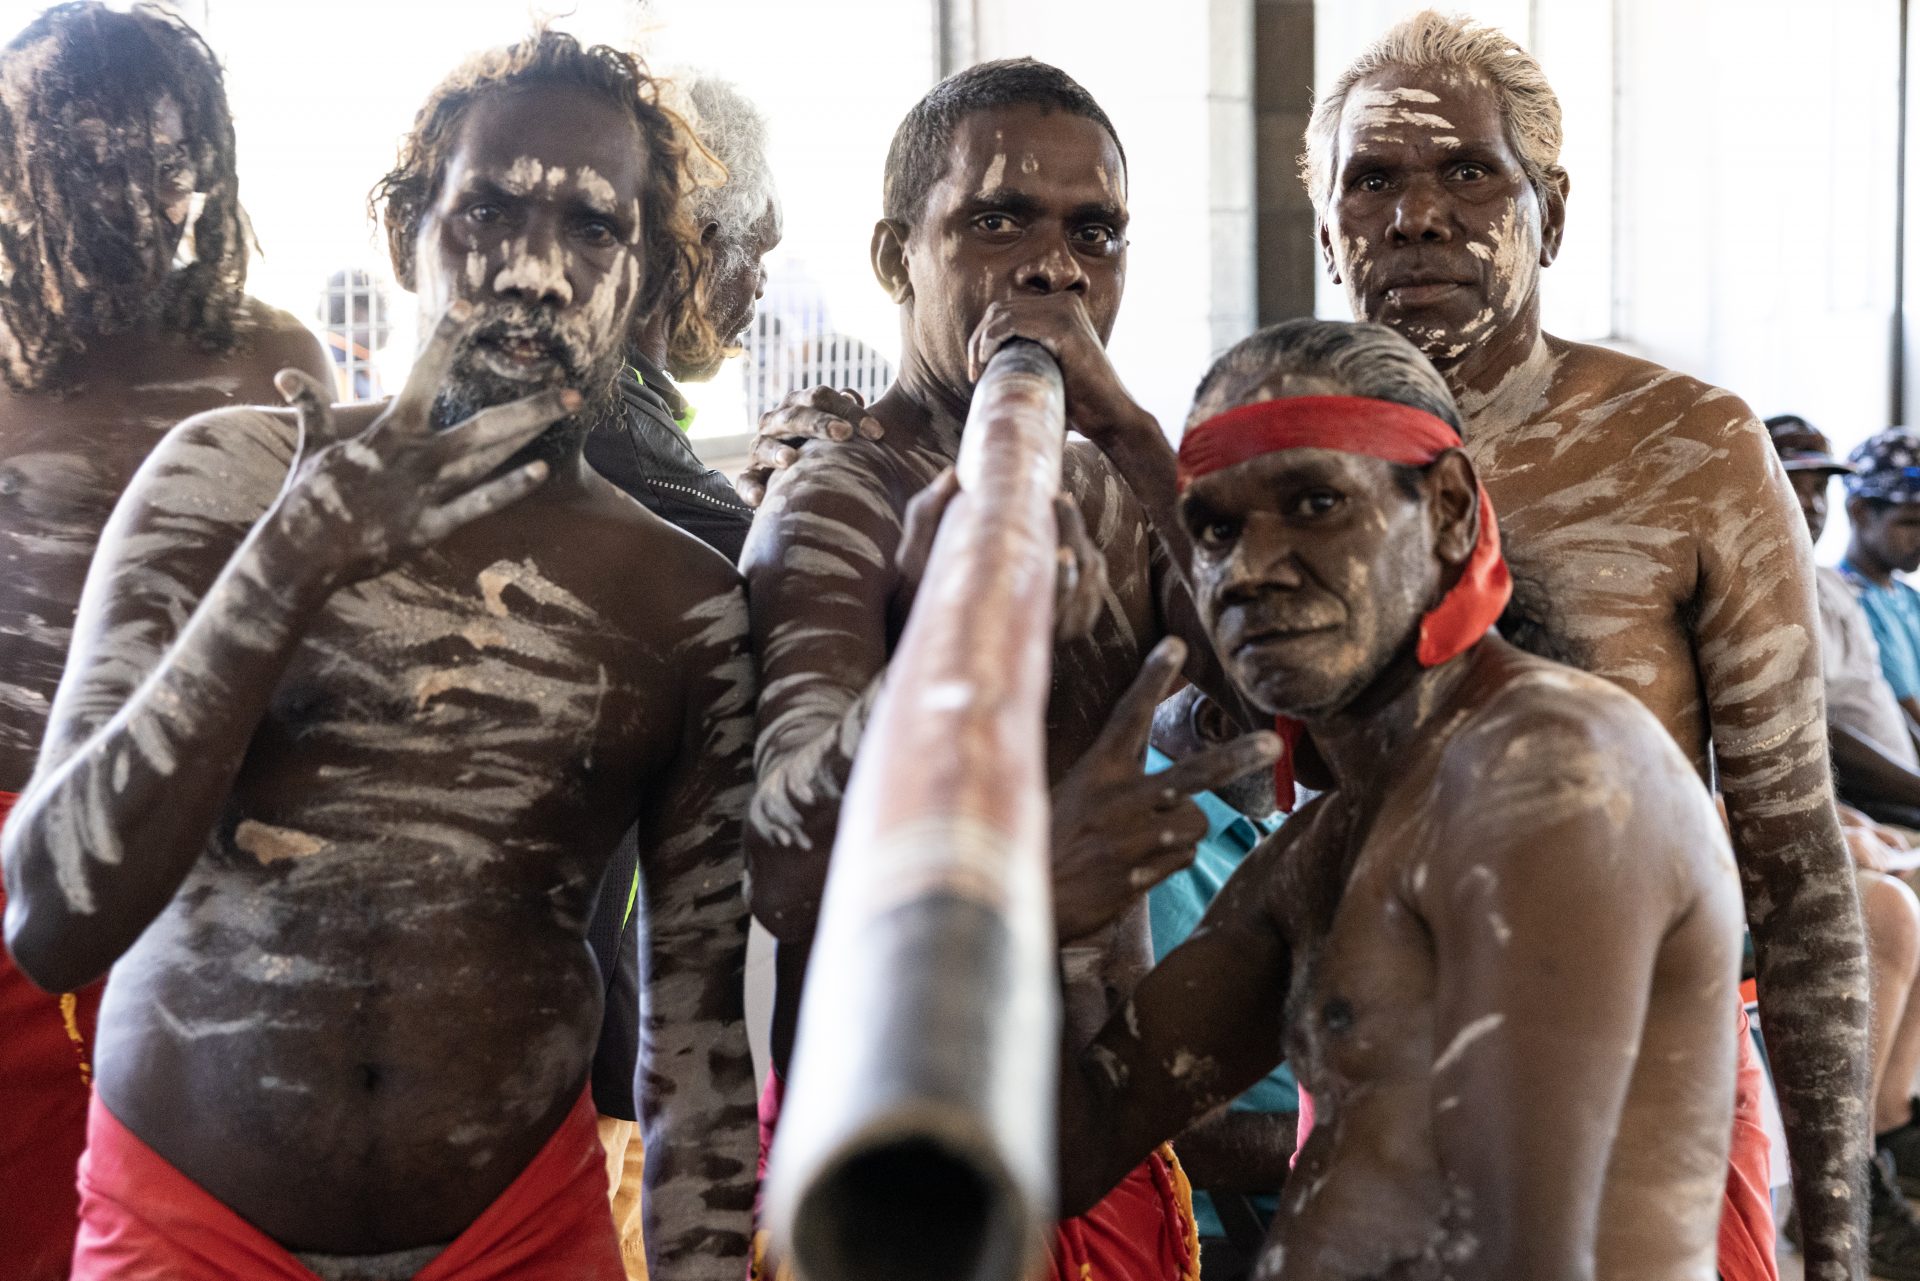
[1547,334,1759,442]
[1439,644,1698,808]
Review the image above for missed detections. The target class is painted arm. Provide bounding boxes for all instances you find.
[1698,410,1869,1280]
[1,311,569,990]
[633,585,760,1281]
[1055,825,1296,1217]
[740,446,903,940]
[1418,710,1729,1281]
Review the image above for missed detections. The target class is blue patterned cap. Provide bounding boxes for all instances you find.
[1846,429,1920,503]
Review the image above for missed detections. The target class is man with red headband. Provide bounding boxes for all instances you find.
[1054,319,1745,1281]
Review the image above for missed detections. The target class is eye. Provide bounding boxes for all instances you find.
[973,212,1019,237]
[1451,162,1490,182]
[1072,224,1124,254]
[576,217,618,247]
[1356,173,1389,194]
[1288,489,1343,519]
[1194,515,1241,550]
[466,201,504,226]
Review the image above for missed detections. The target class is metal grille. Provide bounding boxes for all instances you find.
[736,265,893,426]
[316,268,391,402]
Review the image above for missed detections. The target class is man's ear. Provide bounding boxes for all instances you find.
[1427,449,1481,566]
[1539,167,1571,266]
[1317,219,1342,285]
[872,219,912,303]
[1192,690,1238,747]
[701,220,721,247]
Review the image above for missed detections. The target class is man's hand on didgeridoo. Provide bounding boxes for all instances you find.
[268,301,573,589]
[889,466,1108,642]
[734,384,884,507]
[1051,637,1280,944]
[967,294,1157,452]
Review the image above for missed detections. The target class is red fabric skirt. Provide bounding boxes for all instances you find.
[70,1087,623,1280]
[0,788,106,1281]
[754,1071,1197,1281]
[1718,1003,1779,1281]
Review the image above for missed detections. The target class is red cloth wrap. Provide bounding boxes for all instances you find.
[0,788,106,1281]
[1719,1004,1779,1281]
[754,1070,1195,1281]
[70,1087,623,1280]
[1175,396,1512,810]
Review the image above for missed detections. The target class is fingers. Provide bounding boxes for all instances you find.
[392,300,474,426]
[1052,494,1107,640]
[276,368,342,454]
[436,388,580,485]
[415,460,550,545]
[735,470,769,508]
[1156,731,1283,799]
[795,384,884,439]
[759,404,855,445]
[1090,636,1188,759]
[896,467,962,583]
[746,433,801,474]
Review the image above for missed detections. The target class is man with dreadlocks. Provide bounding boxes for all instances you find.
[1,28,756,1281]
[0,5,329,1278]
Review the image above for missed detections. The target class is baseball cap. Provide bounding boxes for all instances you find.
[1846,427,1920,503]
[1764,414,1855,475]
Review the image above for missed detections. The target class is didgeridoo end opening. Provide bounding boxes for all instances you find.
[790,1135,1026,1281]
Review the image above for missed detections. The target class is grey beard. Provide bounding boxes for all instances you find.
[430,364,624,472]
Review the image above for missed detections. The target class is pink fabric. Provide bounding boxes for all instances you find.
[71,1088,623,1280]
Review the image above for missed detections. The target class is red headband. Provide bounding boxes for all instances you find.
[1177,395,1512,810]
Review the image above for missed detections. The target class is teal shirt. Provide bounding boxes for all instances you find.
[1145,746,1295,1238]
[1842,561,1920,701]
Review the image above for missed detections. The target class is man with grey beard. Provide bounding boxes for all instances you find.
[1305,11,1867,1279]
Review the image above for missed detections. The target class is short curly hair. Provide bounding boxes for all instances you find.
[0,2,249,393]
[370,30,719,371]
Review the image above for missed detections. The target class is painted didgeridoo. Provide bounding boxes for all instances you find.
[764,341,1066,1281]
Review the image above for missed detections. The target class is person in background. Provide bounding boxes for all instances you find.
[1146,686,1296,1281]
[0,6,331,1276]
[585,69,780,566]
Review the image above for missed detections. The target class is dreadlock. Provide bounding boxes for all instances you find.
[0,2,248,392]
[370,29,717,371]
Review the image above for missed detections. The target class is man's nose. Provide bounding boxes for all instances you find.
[1388,179,1453,244]
[1016,233,1088,295]
[1218,529,1307,599]
[490,224,574,307]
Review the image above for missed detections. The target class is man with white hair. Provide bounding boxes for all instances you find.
[1304,12,1868,1279]
[584,69,780,566]
[579,68,781,1281]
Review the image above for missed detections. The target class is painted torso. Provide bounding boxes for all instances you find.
[747,418,1164,1067]
[1459,334,1772,774]
[0,299,325,789]
[88,406,744,1253]
[1269,648,1737,1281]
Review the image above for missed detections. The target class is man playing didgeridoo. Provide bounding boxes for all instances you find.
[1057,317,1744,1281]
[742,57,1275,1280]
[2,30,756,1281]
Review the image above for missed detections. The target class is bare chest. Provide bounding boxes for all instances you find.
[1467,424,1710,756]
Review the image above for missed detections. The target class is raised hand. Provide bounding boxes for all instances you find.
[270,301,576,588]
[888,467,1108,642]
[1052,637,1280,944]
[735,385,884,507]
